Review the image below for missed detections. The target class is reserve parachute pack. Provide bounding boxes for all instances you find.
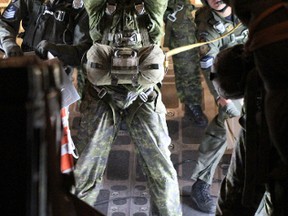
[84,0,165,87]
[84,43,165,87]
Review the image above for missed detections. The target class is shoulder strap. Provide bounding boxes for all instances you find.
[100,0,116,44]
[163,2,185,47]
[135,1,151,46]
[100,0,152,46]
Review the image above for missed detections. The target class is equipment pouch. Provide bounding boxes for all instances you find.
[84,43,165,88]
[111,48,139,86]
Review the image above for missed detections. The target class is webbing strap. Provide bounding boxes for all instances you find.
[163,2,185,47]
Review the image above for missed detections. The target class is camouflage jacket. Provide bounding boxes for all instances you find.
[84,0,168,46]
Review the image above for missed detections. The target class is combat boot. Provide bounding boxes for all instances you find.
[185,104,208,127]
[191,179,216,213]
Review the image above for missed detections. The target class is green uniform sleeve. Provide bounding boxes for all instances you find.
[144,0,168,44]
[195,7,221,100]
[50,8,92,66]
[83,0,106,42]
[84,0,168,44]
[195,7,221,60]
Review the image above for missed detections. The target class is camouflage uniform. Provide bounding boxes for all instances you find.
[164,0,207,127]
[73,1,182,215]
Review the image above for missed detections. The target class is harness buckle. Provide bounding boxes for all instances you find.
[134,2,145,15]
[54,10,65,21]
[98,88,107,99]
[167,4,184,22]
[230,34,236,43]
[139,87,153,102]
[43,8,54,16]
[139,92,148,102]
[114,31,140,46]
[105,3,117,15]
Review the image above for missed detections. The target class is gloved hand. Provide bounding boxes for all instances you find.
[217,97,241,121]
[35,40,59,60]
[221,101,241,118]
[2,42,23,58]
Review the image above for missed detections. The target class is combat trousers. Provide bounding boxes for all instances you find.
[172,50,203,106]
[190,99,242,185]
[168,7,203,106]
[73,92,182,216]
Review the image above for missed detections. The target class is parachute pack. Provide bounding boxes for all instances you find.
[84,43,165,87]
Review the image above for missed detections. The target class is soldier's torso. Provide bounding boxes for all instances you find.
[22,0,81,51]
[196,7,248,51]
[98,1,151,48]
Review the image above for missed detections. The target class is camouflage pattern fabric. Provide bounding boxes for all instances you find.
[164,0,203,106]
[73,1,183,214]
[74,90,182,216]
[84,0,168,44]
[76,66,87,106]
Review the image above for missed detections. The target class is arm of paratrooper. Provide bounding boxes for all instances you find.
[0,0,29,57]
[35,8,92,66]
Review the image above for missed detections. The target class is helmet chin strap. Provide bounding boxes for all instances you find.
[213,4,229,13]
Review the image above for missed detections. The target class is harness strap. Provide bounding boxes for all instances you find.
[134,1,151,46]
[88,83,155,126]
[101,1,115,44]
[101,0,150,46]
[88,83,118,126]
[126,87,156,126]
[163,1,185,47]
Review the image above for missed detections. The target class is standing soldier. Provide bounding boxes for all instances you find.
[189,0,248,213]
[73,0,183,216]
[164,0,208,127]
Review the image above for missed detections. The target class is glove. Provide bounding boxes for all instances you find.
[2,42,23,57]
[35,40,59,59]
